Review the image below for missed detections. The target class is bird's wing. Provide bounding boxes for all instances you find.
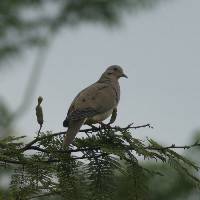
[67,82,118,121]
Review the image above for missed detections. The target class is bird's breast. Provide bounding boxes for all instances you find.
[86,109,113,124]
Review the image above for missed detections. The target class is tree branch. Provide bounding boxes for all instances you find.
[145,143,200,151]
[21,123,152,151]
[2,123,200,167]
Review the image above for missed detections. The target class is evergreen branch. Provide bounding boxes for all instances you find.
[0,153,107,165]
[145,143,200,151]
[21,123,152,151]
[2,143,199,166]
[22,143,200,155]
[25,146,100,154]
[1,122,200,199]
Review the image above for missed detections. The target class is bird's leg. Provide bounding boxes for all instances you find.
[86,121,98,129]
[99,108,117,130]
[89,124,98,129]
[99,122,111,129]
[108,108,117,125]
[98,108,117,129]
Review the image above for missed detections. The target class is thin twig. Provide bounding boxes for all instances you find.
[0,153,106,165]
[20,143,200,158]
[145,143,200,151]
[1,142,200,166]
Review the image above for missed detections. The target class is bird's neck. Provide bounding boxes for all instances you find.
[98,73,118,84]
[98,74,120,103]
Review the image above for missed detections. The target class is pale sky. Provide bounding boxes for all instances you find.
[0,0,200,150]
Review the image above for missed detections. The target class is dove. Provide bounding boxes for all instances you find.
[63,65,127,146]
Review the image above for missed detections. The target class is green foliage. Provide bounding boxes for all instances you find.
[115,162,148,200]
[0,125,199,199]
[0,0,163,64]
[148,165,199,200]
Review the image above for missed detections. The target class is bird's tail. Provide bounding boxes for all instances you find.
[63,119,85,146]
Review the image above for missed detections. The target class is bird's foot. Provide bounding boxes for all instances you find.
[99,122,111,129]
[89,124,98,129]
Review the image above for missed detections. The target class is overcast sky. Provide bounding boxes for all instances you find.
[0,0,200,150]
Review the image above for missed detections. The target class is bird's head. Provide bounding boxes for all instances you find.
[106,65,128,79]
[100,65,128,82]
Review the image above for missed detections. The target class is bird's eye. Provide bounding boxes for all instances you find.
[113,68,118,71]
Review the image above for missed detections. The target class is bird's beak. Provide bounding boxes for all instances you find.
[121,73,128,78]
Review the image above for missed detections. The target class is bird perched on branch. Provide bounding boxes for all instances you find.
[63,65,128,146]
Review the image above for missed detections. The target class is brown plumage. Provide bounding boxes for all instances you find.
[63,65,127,146]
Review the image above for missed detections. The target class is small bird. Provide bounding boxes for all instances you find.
[63,65,127,146]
